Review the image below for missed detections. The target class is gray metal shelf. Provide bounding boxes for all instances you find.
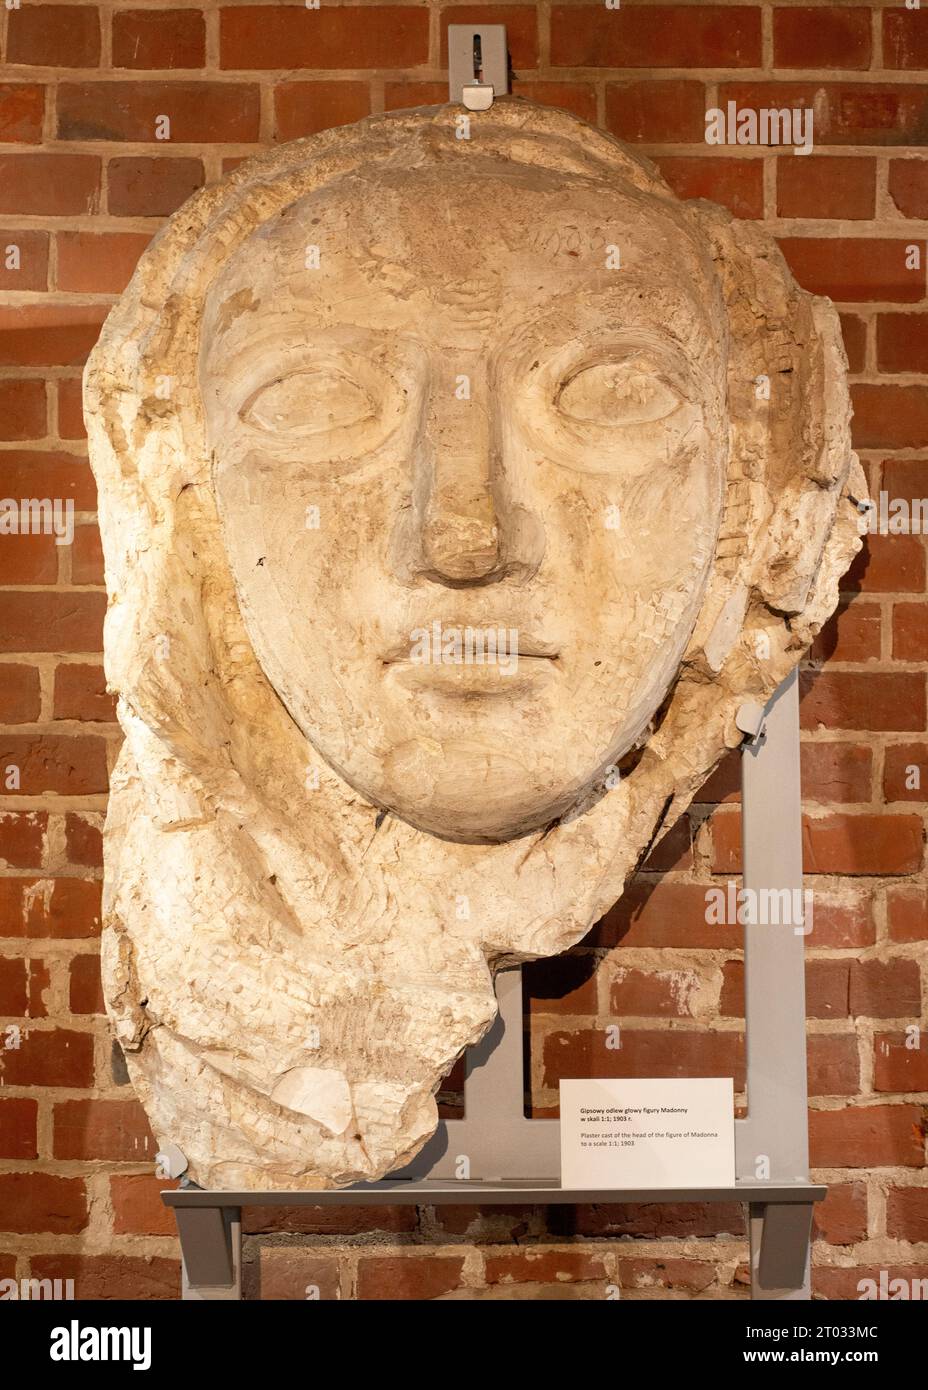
[165,1180,825,1207]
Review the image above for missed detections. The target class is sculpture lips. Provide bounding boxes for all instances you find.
[380,633,559,664]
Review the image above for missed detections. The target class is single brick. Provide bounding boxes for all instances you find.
[0,1172,87,1234]
[64,813,102,868]
[0,304,106,366]
[655,157,763,219]
[220,6,429,70]
[809,600,881,662]
[889,158,928,217]
[524,953,598,1015]
[1,532,58,584]
[845,535,925,595]
[694,750,741,804]
[274,81,371,141]
[0,378,46,439]
[242,1201,415,1236]
[30,1254,179,1300]
[815,1263,928,1299]
[809,1103,926,1167]
[618,1256,718,1292]
[877,313,928,374]
[802,813,924,876]
[486,1248,608,1285]
[0,954,48,1015]
[881,458,928,507]
[5,5,100,67]
[53,664,116,722]
[800,742,872,803]
[800,671,926,733]
[852,386,928,450]
[873,1032,928,1092]
[0,84,45,142]
[0,810,47,869]
[71,527,104,586]
[56,231,150,294]
[58,82,260,143]
[112,9,206,70]
[884,8,928,69]
[551,4,761,68]
[110,1174,180,1236]
[0,877,101,940]
[0,1096,37,1158]
[778,238,924,304]
[849,959,922,1018]
[250,1249,341,1301]
[886,887,927,943]
[884,743,928,802]
[0,593,105,653]
[0,449,96,506]
[813,1182,868,1246]
[53,1098,156,1160]
[885,1187,928,1242]
[68,952,103,1014]
[355,1254,464,1301]
[0,1025,93,1087]
[107,156,204,217]
[0,154,100,216]
[777,156,875,219]
[0,229,49,291]
[383,81,449,111]
[0,733,109,795]
[605,81,707,143]
[574,1200,745,1238]
[592,878,742,950]
[773,7,870,70]
[642,816,692,872]
[894,603,928,661]
[721,80,928,147]
[608,965,702,1018]
[801,892,876,949]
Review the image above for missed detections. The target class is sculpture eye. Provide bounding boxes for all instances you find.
[241,369,375,436]
[556,362,682,426]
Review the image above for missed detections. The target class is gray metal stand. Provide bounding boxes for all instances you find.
[164,671,824,1300]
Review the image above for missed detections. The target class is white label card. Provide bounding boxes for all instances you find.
[559,1077,735,1189]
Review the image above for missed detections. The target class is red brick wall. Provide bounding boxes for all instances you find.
[0,0,926,1301]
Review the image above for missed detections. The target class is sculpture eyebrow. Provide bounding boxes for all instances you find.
[203,320,402,377]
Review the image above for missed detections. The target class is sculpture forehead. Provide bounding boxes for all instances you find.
[201,162,719,358]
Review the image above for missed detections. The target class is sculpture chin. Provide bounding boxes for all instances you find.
[376,735,612,843]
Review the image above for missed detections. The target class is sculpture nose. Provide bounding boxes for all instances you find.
[420,379,501,585]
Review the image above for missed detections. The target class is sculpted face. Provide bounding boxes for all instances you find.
[201,163,727,841]
[90,105,861,1189]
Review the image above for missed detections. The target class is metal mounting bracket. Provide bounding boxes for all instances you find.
[736,698,768,745]
[448,24,508,110]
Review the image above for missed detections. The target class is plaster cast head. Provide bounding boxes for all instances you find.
[85,102,864,1190]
